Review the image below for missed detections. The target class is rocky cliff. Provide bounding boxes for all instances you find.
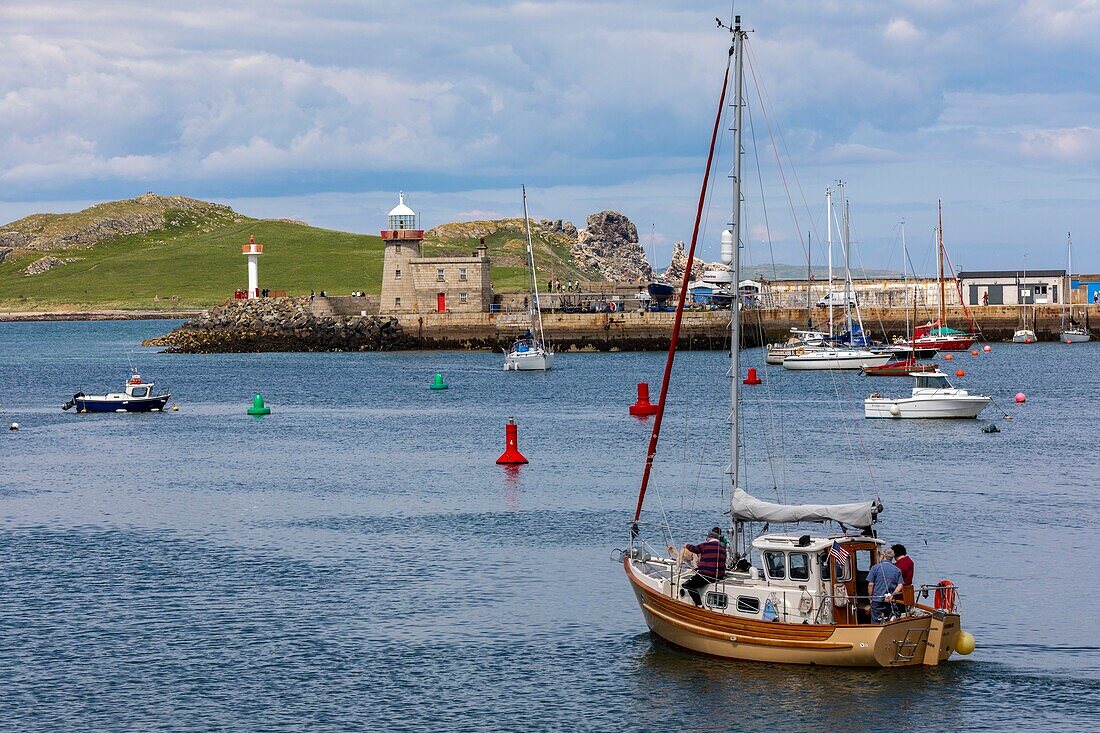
[145,297,409,353]
[573,211,652,283]
[664,241,729,282]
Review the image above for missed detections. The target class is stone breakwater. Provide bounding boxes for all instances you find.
[143,297,410,353]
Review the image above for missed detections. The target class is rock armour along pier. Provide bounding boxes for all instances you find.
[144,297,410,353]
[146,298,1098,353]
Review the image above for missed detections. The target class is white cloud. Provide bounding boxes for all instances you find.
[883,17,923,44]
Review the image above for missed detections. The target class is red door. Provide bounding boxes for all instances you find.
[436,292,446,312]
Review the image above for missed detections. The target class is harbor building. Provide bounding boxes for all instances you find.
[957,269,1068,305]
[378,193,493,314]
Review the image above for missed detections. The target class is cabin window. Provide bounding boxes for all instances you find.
[437,268,446,282]
[736,596,761,614]
[459,267,468,282]
[395,269,402,280]
[915,375,949,389]
[705,592,728,610]
[789,552,810,581]
[130,386,149,398]
[764,551,786,580]
[459,292,468,304]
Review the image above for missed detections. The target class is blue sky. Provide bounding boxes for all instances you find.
[1,1,1098,274]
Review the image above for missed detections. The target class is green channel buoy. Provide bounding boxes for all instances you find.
[430,373,449,390]
[247,393,271,415]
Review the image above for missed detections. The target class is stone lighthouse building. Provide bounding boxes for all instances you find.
[379,192,493,314]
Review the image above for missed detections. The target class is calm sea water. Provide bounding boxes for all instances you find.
[1,320,1098,731]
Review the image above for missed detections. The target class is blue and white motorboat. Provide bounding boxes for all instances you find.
[63,373,171,413]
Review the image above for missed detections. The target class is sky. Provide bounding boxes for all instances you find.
[1,1,1098,275]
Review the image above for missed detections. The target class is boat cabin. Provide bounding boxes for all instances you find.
[669,533,887,626]
[912,373,956,393]
[124,374,154,399]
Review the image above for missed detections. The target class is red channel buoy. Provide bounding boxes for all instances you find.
[983,345,992,353]
[1015,392,1027,404]
[743,367,762,385]
[496,417,528,465]
[970,349,979,357]
[629,382,659,417]
[955,369,965,377]
[944,354,954,361]
[1025,338,1032,344]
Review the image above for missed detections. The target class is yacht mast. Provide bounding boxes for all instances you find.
[728,16,746,490]
[1063,232,1072,330]
[937,200,945,326]
[841,182,853,342]
[901,219,910,341]
[826,188,834,338]
[521,186,546,344]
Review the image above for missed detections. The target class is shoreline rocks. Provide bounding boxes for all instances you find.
[144,297,410,353]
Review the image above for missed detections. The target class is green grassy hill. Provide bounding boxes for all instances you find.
[0,195,602,312]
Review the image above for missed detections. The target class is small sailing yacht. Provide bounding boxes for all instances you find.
[1060,233,1091,344]
[1012,254,1037,344]
[901,207,976,352]
[622,18,972,668]
[504,187,554,371]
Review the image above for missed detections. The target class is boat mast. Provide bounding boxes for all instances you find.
[728,16,745,491]
[1064,232,1072,330]
[630,21,736,526]
[806,230,813,330]
[901,219,910,342]
[840,182,854,343]
[521,186,547,344]
[826,187,833,338]
[937,200,945,327]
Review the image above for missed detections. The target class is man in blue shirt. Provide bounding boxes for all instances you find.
[867,547,904,622]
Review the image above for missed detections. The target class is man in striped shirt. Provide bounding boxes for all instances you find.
[678,528,728,607]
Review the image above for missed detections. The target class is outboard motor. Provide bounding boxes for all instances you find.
[61,392,84,411]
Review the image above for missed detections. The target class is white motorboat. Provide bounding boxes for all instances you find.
[503,187,553,371]
[765,328,828,364]
[1011,329,1037,344]
[864,371,990,419]
[783,349,893,370]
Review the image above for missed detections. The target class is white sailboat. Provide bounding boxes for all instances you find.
[1060,233,1091,343]
[783,188,891,370]
[504,186,554,371]
[622,18,973,667]
[1012,253,1037,344]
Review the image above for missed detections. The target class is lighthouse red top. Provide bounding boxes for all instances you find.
[242,233,264,254]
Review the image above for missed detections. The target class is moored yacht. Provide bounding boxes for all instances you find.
[782,348,893,370]
[503,187,554,371]
[864,371,990,418]
[63,373,171,413]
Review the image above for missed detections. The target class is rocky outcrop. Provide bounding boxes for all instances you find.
[22,255,78,275]
[0,193,244,252]
[145,297,410,353]
[664,241,729,282]
[0,247,13,263]
[573,211,652,283]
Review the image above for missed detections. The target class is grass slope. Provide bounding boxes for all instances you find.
[0,216,384,311]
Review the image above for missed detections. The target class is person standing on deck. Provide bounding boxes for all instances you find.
[671,529,727,607]
[891,544,915,608]
[867,547,904,622]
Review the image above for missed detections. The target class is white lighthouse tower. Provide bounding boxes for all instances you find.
[242,234,263,298]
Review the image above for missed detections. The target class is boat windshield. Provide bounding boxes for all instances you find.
[510,338,539,353]
[915,375,950,389]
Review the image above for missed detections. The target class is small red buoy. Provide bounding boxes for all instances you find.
[743,367,762,386]
[945,354,954,361]
[1015,392,1027,404]
[496,417,528,465]
[970,349,979,357]
[1025,338,1032,344]
[983,345,992,353]
[629,382,659,417]
[955,369,965,377]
